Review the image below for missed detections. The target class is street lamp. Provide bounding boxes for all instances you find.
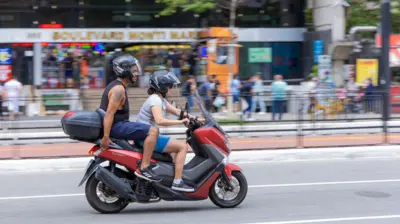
[227,0,238,114]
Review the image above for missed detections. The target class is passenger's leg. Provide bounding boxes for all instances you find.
[163,139,187,180]
[162,138,194,192]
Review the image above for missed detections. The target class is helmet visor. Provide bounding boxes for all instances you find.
[131,57,143,76]
[165,71,181,85]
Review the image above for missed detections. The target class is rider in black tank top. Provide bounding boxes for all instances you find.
[99,54,162,183]
[100,79,129,124]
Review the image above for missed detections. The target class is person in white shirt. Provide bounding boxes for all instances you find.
[0,83,4,119]
[4,77,23,120]
[251,73,266,114]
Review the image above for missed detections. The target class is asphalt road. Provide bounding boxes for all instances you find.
[1,158,400,224]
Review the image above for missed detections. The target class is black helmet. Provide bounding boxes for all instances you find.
[112,54,142,83]
[150,69,180,94]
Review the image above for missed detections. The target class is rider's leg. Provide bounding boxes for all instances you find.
[110,121,161,182]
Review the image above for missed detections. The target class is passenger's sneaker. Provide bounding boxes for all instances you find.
[172,181,195,192]
[135,166,162,182]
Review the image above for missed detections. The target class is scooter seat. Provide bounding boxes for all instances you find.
[110,139,173,163]
[94,108,173,163]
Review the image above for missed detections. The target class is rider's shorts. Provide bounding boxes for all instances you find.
[110,121,151,141]
[135,135,171,153]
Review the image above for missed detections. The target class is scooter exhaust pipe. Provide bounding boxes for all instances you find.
[95,166,136,200]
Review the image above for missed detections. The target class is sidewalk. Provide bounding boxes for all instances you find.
[1,134,399,159]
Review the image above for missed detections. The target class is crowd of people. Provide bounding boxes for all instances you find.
[40,44,201,90]
[183,72,289,121]
[305,75,377,115]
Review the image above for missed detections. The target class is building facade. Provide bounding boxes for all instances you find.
[0,0,305,29]
[0,0,307,87]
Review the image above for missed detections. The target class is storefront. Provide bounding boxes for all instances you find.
[0,28,200,87]
[0,27,305,114]
[0,28,200,115]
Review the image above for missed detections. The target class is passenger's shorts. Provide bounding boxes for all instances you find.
[110,121,151,141]
[135,135,171,153]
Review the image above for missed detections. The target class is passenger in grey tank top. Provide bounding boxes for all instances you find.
[134,69,200,192]
[136,94,168,127]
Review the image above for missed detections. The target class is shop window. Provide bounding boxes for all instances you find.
[271,43,302,80]
[41,43,107,89]
[239,42,303,81]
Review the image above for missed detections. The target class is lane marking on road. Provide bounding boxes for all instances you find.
[244,214,400,224]
[2,179,400,201]
[0,193,84,200]
[0,157,399,175]
[249,179,400,188]
[235,156,400,164]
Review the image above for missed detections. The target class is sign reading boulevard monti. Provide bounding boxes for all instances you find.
[248,48,272,63]
[0,28,200,43]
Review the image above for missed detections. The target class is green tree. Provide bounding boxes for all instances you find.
[346,0,400,33]
[156,0,217,16]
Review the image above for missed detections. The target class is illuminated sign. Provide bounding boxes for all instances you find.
[0,65,12,82]
[0,28,200,43]
[39,24,63,29]
[0,48,12,65]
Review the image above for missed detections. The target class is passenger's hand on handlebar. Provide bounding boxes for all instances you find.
[100,136,113,149]
[198,118,206,124]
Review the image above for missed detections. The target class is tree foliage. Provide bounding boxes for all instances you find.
[156,0,217,16]
[346,0,400,33]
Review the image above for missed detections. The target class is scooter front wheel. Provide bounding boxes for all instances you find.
[209,171,248,208]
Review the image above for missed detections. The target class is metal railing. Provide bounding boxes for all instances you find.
[0,90,399,152]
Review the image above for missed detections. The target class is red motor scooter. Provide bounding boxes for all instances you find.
[61,92,247,214]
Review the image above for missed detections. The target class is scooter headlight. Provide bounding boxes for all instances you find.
[222,155,229,165]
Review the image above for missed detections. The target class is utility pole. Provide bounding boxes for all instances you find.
[227,0,238,114]
[381,0,391,140]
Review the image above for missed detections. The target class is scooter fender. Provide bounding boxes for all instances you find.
[224,163,242,180]
[78,157,105,187]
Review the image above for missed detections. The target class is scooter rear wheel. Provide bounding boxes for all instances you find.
[209,171,248,208]
[85,167,130,214]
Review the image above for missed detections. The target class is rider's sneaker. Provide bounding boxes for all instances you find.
[171,181,195,192]
[135,166,162,182]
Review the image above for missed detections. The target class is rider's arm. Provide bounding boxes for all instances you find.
[103,86,124,138]
[152,105,185,126]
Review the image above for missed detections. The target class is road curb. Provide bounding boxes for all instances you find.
[0,145,399,173]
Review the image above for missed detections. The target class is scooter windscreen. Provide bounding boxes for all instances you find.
[193,91,228,138]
